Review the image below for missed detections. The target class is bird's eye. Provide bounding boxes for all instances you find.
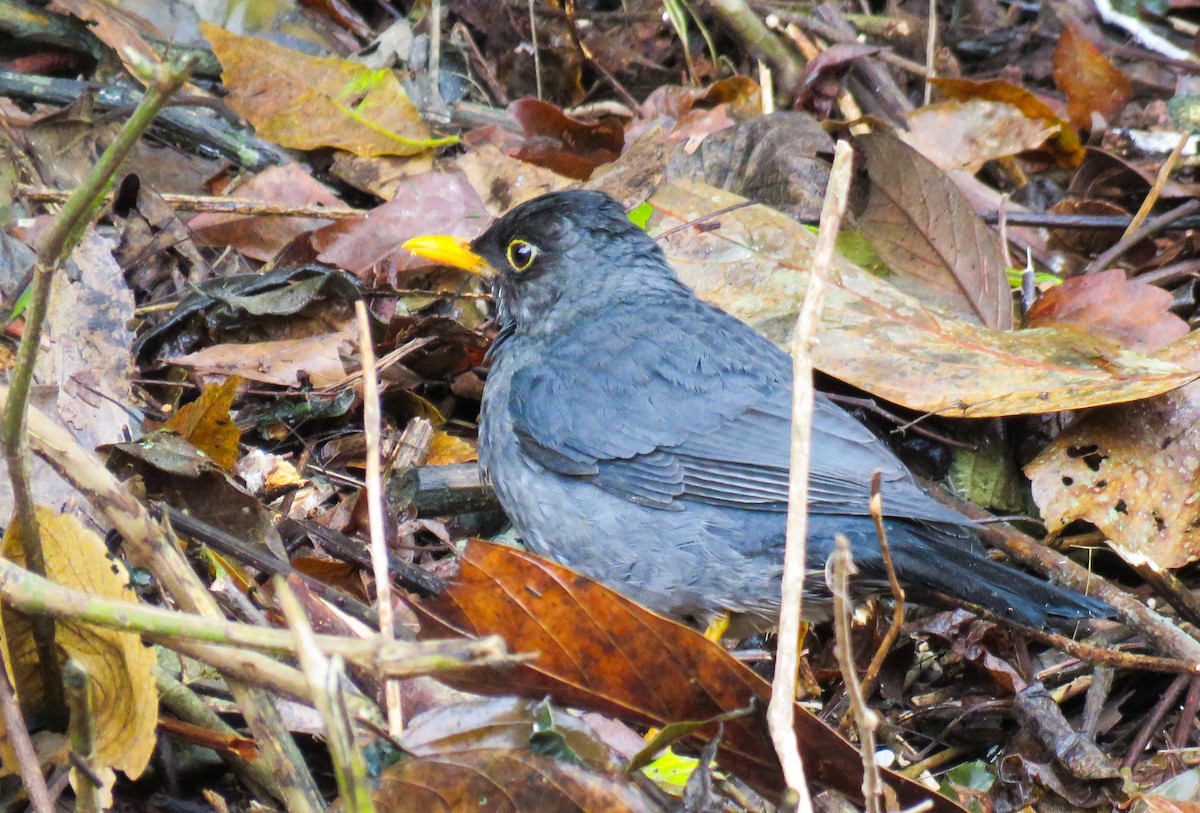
[506,239,538,272]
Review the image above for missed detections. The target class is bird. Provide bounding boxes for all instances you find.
[402,189,1111,632]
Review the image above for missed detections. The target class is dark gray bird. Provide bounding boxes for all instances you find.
[404,189,1110,631]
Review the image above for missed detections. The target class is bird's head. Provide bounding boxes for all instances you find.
[403,190,674,331]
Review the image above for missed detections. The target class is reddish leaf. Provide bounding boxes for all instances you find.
[409,539,964,812]
[1024,269,1188,354]
[310,171,490,281]
[505,98,625,181]
[794,44,880,118]
[1052,25,1132,132]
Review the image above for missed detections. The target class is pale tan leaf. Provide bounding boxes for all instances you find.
[0,508,157,780]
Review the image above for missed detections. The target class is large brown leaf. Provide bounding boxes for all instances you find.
[409,540,964,812]
[856,130,1013,329]
[644,180,1195,417]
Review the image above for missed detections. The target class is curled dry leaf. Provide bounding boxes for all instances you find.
[0,508,158,786]
[169,331,354,389]
[1024,269,1189,355]
[644,180,1193,417]
[1026,335,1200,570]
[930,77,1084,167]
[162,376,243,471]
[188,163,349,262]
[903,98,1058,173]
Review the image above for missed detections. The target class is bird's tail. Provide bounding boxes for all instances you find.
[890,525,1113,631]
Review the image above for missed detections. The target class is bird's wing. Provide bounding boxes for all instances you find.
[507,300,968,524]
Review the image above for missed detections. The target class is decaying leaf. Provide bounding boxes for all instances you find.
[410,540,961,811]
[930,77,1084,167]
[0,508,157,786]
[1027,340,1200,570]
[644,180,1194,417]
[201,22,448,157]
[374,749,659,813]
[188,163,350,261]
[426,432,477,466]
[169,331,353,389]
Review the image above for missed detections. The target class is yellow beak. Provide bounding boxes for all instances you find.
[402,235,495,277]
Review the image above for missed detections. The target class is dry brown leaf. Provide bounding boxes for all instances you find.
[374,749,659,813]
[1024,269,1188,354]
[903,99,1057,172]
[311,171,490,279]
[456,145,574,215]
[50,0,160,80]
[1026,342,1200,570]
[857,130,1013,329]
[188,163,349,261]
[162,376,243,471]
[1053,25,1132,131]
[931,77,1085,166]
[201,22,442,157]
[0,508,157,787]
[169,332,352,389]
[644,180,1194,417]
[410,540,961,811]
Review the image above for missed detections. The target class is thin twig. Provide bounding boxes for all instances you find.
[17,184,361,218]
[64,661,100,813]
[769,138,854,809]
[0,664,52,812]
[1085,198,1200,275]
[1124,129,1191,237]
[355,301,403,736]
[830,534,883,813]
[860,472,906,700]
[529,0,543,99]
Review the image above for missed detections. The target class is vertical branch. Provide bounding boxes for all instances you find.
[64,660,101,813]
[0,52,196,736]
[830,534,883,813]
[860,470,906,699]
[768,139,855,807]
[0,663,52,812]
[355,300,402,736]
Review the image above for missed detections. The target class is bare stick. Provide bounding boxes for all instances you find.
[1124,130,1190,237]
[768,138,855,807]
[831,534,883,813]
[860,471,906,700]
[64,661,101,813]
[0,664,52,812]
[355,300,403,736]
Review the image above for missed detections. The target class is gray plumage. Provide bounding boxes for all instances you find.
[469,189,1110,630]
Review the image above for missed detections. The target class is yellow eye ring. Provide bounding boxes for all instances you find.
[506,239,538,272]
